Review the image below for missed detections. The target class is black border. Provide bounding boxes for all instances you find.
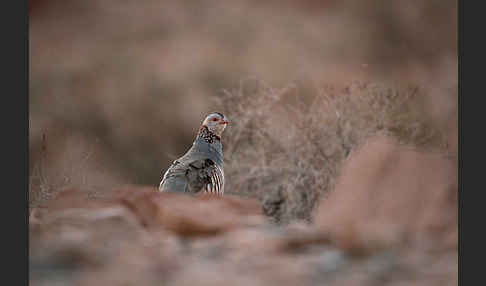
[2,0,29,284]
[460,0,481,284]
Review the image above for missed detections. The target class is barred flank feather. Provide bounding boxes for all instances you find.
[205,164,224,195]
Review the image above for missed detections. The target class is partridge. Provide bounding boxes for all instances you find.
[159,112,229,195]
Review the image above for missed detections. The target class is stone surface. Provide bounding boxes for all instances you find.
[30,136,458,285]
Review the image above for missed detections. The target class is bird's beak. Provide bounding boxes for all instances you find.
[221,119,229,125]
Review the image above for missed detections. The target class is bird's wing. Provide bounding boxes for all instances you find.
[160,158,224,195]
[159,159,187,192]
[185,158,224,195]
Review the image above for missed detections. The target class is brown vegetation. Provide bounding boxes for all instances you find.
[218,80,452,223]
[29,0,457,285]
[29,0,456,210]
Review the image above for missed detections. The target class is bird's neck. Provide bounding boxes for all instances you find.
[197,125,221,144]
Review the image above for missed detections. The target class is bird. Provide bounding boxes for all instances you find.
[159,112,229,196]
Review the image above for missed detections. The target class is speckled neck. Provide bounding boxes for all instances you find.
[197,125,221,144]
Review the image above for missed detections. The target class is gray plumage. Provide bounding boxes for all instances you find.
[159,113,229,195]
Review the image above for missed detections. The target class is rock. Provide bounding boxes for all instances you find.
[29,164,457,286]
[314,136,458,255]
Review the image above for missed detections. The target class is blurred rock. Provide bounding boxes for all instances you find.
[315,136,457,255]
[118,188,265,237]
[30,182,457,286]
[30,187,266,285]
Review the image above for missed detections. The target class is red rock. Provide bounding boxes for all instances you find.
[34,187,265,238]
[314,136,457,255]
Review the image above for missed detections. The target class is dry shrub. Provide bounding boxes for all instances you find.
[28,133,124,212]
[216,79,446,223]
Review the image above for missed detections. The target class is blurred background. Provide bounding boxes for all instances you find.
[29,1,458,285]
[29,0,457,209]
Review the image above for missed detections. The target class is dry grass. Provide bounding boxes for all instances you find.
[28,133,123,212]
[216,79,448,223]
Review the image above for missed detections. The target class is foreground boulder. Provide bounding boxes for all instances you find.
[315,136,457,255]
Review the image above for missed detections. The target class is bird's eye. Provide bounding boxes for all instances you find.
[212,118,219,121]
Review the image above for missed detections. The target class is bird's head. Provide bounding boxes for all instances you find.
[202,112,229,137]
